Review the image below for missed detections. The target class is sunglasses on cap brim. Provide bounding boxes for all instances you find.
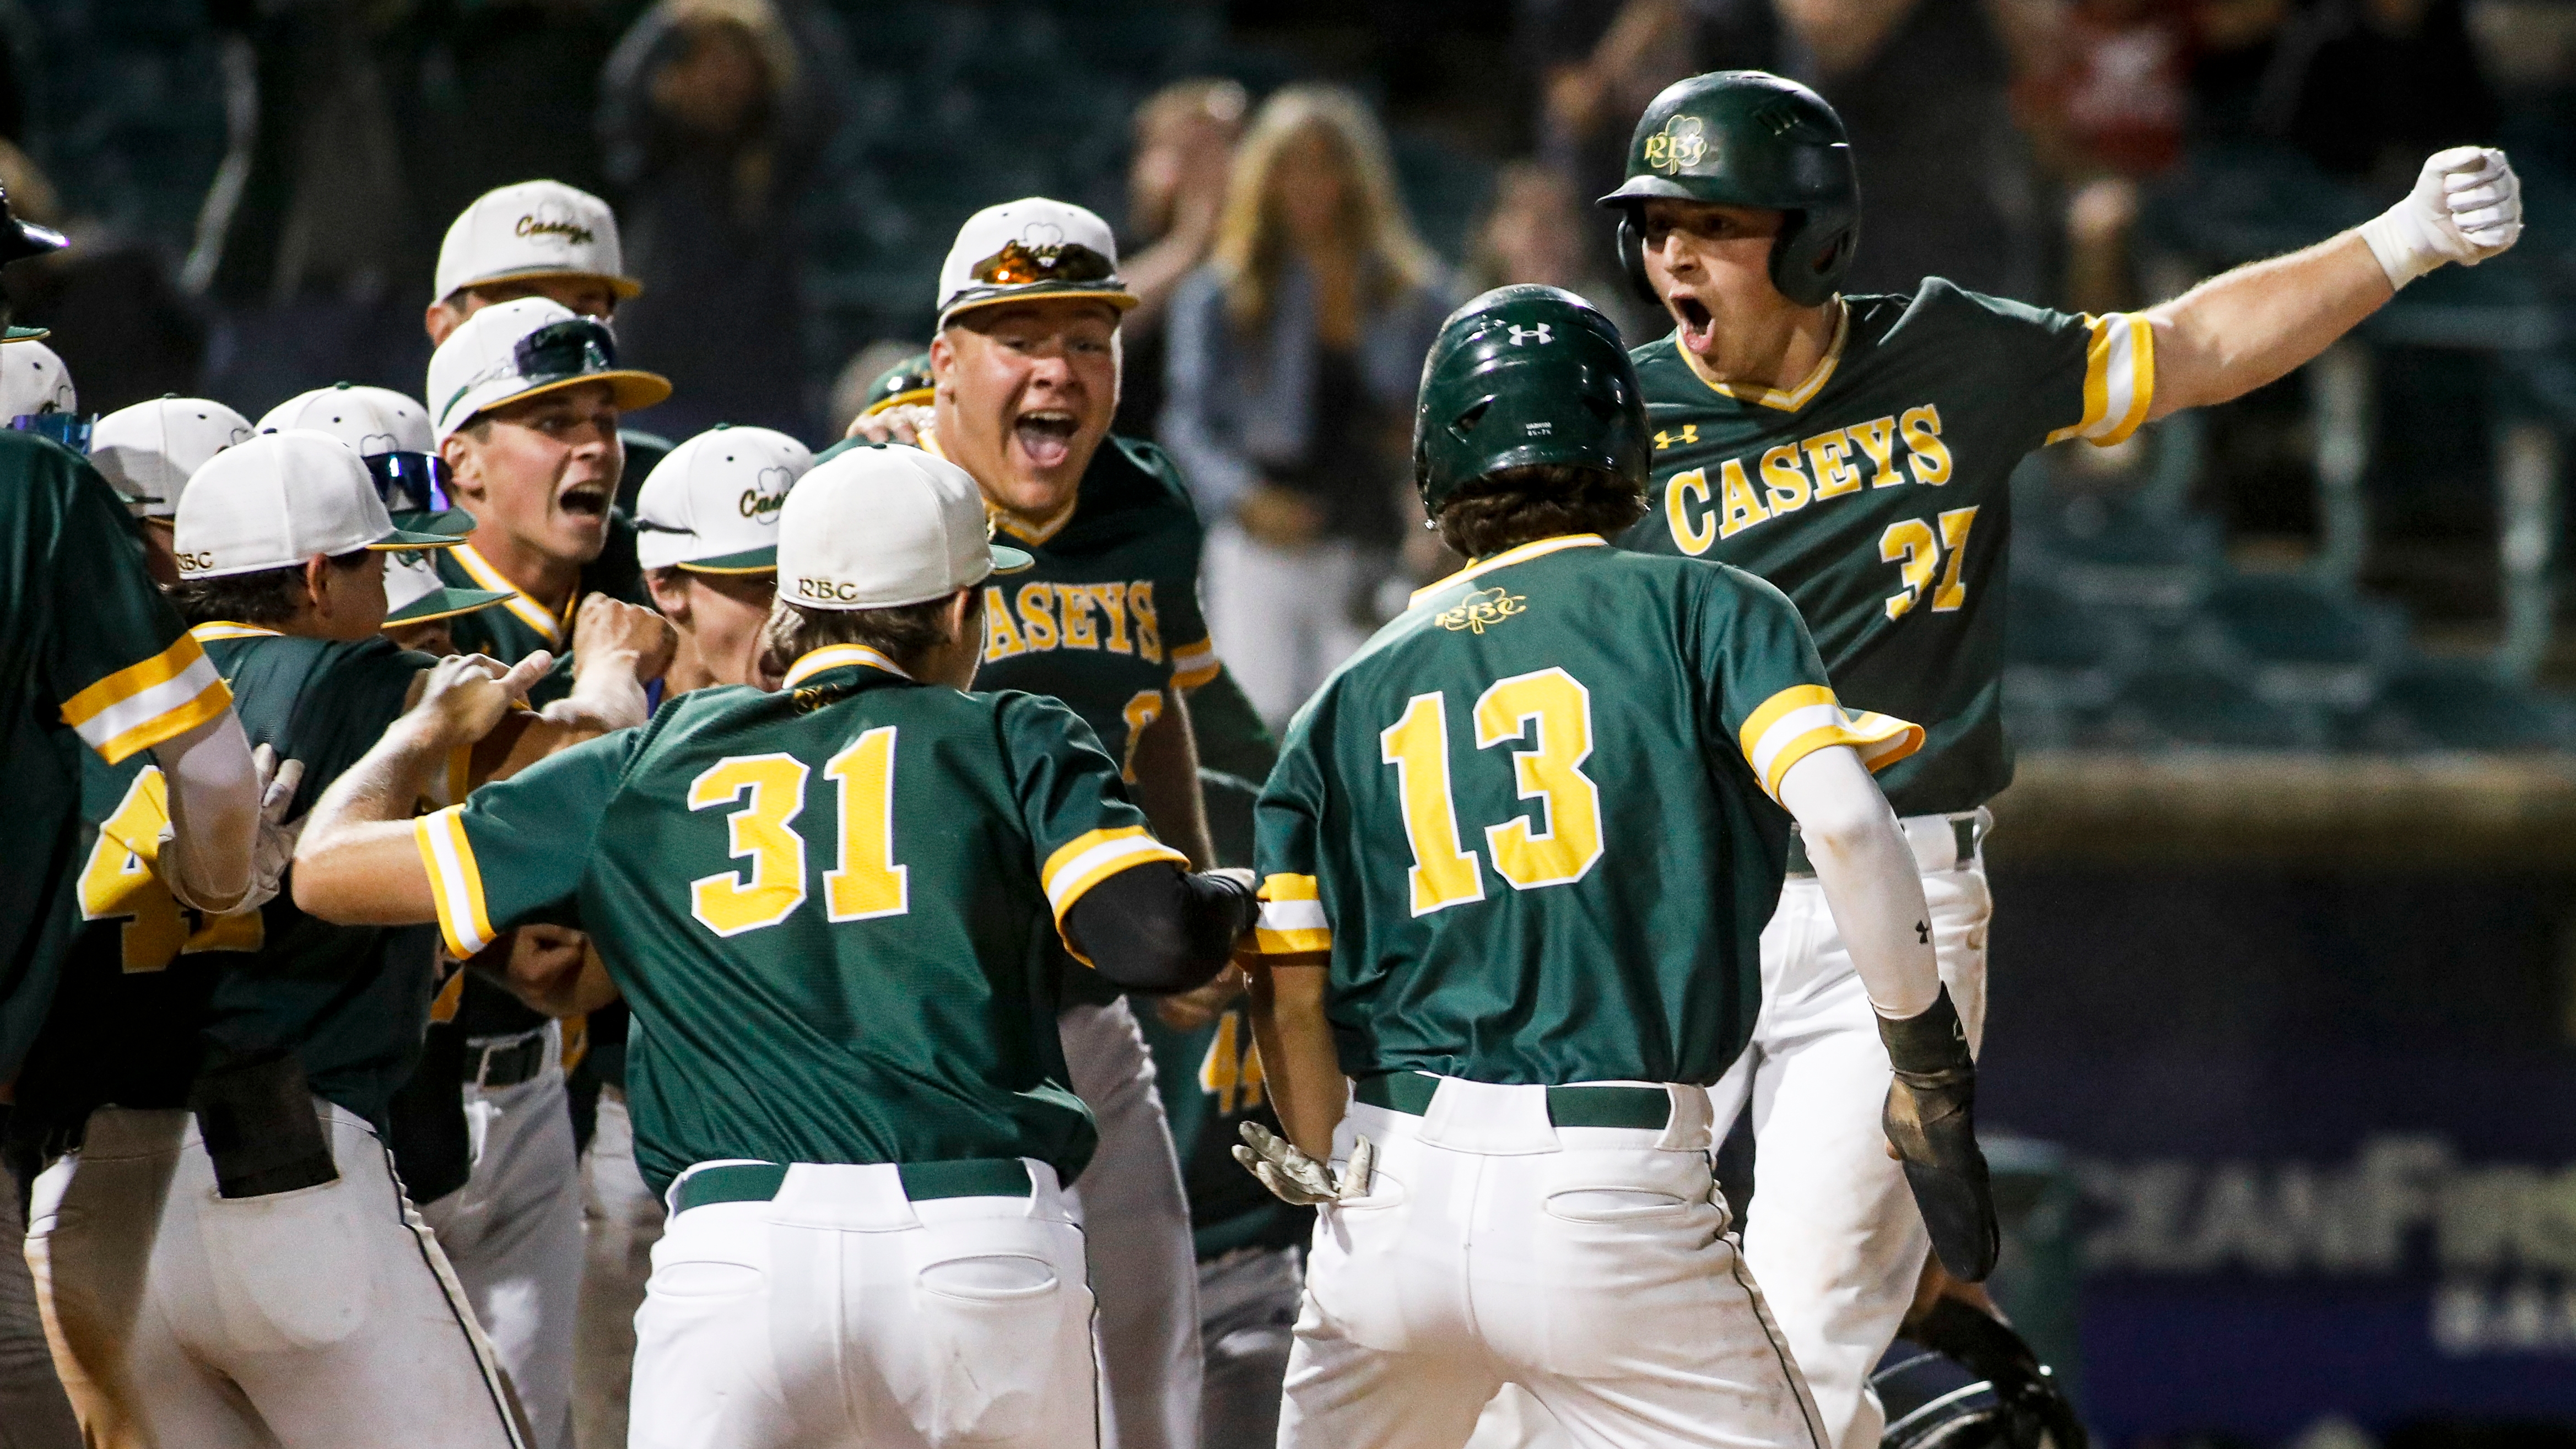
[367,451,457,515]
[514,317,622,384]
[970,240,1119,289]
[10,412,91,453]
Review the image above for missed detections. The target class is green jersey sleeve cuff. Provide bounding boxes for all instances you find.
[1254,873,1331,957]
[1041,826,1189,965]
[1737,684,1926,802]
[60,632,236,765]
[2047,312,2156,447]
[1169,637,1221,690]
[415,805,499,958]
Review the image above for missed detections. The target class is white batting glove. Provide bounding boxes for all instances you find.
[2361,147,2523,289]
[163,743,304,917]
[1234,1122,1375,1207]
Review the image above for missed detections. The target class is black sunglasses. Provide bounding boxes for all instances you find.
[367,451,456,515]
[970,240,1117,288]
[514,317,619,383]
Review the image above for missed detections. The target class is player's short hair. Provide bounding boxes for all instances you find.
[1434,465,1648,560]
[167,549,375,626]
[758,587,982,679]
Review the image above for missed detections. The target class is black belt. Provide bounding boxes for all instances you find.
[1353,1073,1671,1130]
[462,1030,550,1089]
[671,1158,1033,1216]
[1786,815,1980,879]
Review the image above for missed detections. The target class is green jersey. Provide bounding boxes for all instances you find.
[412,644,1189,1195]
[0,435,234,1079]
[1254,535,1919,1086]
[19,628,459,1138]
[1622,281,2153,815]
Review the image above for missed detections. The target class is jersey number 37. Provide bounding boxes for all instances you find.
[1382,666,1604,917]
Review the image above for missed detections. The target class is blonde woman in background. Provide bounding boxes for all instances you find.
[1160,84,1457,731]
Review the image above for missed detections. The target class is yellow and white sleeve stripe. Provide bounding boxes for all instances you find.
[1737,685,1925,804]
[414,805,499,959]
[59,633,234,765]
[1169,637,1220,691]
[1254,874,1331,957]
[2047,312,2156,447]
[1043,825,1189,965]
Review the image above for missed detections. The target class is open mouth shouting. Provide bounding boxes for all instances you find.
[1666,290,1719,356]
[557,477,614,525]
[1012,408,1081,472]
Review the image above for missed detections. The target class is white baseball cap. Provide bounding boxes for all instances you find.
[434,180,642,306]
[384,551,511,626]
[0,339,74,421]
[258,383,434,454]
[427,297,670,446]
[89,396,253,520]
[172,431,462,580]
[936,198,1138,327]
[778,444,1033,610]
[636,424,813,573]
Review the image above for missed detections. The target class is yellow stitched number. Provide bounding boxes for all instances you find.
[77,767,262,972]
[1120,689,1164,785]
[1931,506,1979,612]
[1880,507,1981,619]
[1198,1009,1267,1114]
[823,727,908,922]
[1380,693,1486,915]
[687,754,810,937]
[1472,668,1605,890]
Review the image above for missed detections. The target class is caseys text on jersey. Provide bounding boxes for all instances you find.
[1659,404,1957,553]
[979,579,1164,665]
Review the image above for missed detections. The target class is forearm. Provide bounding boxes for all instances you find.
[2144,232,2391,419]
[153,711,261,910]
[1247,960,1341,1159]
[552,647,652,732]
[1064,863,1255,993]
[290,717,451,924]
[1130,691,1215,869]
[1777,745,1940,1018]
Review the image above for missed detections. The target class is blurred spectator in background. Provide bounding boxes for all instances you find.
[2249,0,2498,189]
[1778,0,2057,300]
[0,142,207,411]
[1519,0,1780,202]
[1464,159,1661,346]
[1114,78,1247,442]
[413,0,624,225]
[1162,84,1456,731]
[2016,0,2191,312]
[599,0,848,441]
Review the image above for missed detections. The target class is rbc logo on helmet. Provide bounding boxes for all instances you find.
[1644,114,1709,173]
[1507,323,1552,347]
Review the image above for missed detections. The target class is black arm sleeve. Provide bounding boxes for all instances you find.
[1065,864,1257,994]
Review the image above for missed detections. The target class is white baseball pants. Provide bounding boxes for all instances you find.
[1061,999,1202,1449]
[420,1029,584,1449]
[1201,523,1374,732]
[629,1160,1098,1449]
[1278,1080,1827,1449]
[25,1101,522,1448]
[571,1086,662,1449]
[1705,817,1992,1449]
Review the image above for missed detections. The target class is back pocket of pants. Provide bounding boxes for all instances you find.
[198,1177,374,1353]
[908,1254,1067,1442]
[1543,1187,1694,1225]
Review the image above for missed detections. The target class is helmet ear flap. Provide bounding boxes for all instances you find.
[1616,211,1657,308]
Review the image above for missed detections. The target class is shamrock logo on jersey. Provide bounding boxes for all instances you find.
[1644,113,1709,174]
[1438,586,1527,635]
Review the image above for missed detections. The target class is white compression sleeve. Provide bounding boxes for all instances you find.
[1775,743,1940,1019]
[152,709,262,910]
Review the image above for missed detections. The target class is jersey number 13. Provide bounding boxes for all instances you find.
[1381,667,1604,917]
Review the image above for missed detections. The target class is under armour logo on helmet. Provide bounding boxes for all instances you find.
[1507,323,1552,347]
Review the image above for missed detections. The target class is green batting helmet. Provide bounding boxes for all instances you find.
[1413,285,1649,514]
[862,353,935,417]
[1598,71,1860,309]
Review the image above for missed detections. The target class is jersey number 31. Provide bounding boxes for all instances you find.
[685,728,909,937]
[1381,667,1605,917]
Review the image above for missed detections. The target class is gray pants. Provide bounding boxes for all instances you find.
[0,1153,79,1449]
[1197,1246,1301,1449]
[571,1088,662,1449]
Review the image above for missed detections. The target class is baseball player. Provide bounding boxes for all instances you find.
[291,443,1261,1449]
[1234,284,1989,1448]
[88,396,256,584]
[835,199,1222,1449]
[11,429,658,1449]
[415,296,676,1449]
[0,194,274,1449]
[426,181,640,346]
[1595,69,2526,1448]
